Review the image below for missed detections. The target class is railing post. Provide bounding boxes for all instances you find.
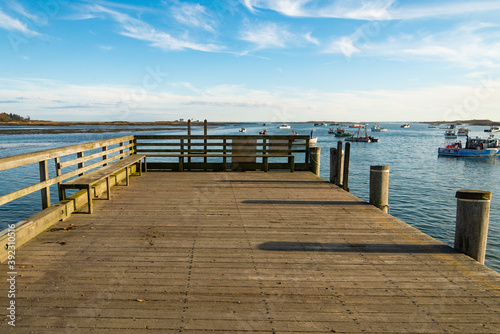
[39,160,50,209]
[454,190,492,264]
[102,146,108,166]
[54,157,63,201]
[204,119,208,165]
[369,165,390,213]
[342,142,350,192]
[187,119,191,165]
[309,146,321,176]
[77,151,84,176]
[119,142,124,160]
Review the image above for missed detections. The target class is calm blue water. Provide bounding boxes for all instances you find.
[1,123,499,272]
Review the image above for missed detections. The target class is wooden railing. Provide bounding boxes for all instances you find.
[134,135,311,172]
[0,134,312,213]
[0,135,136,210]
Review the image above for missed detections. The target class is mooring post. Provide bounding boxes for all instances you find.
[342,142,350,192]
[187,119,191,165]
[454,190,492,264]
[369,165,390,213]
[335,141,343,186]
[310,146,321,176]
[330,147,344,185]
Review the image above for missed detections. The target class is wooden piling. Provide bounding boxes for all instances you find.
[310,146,321,176]
[369,165,390,213]
[342,142,350,192]
[454,190,492,264]
[336,141,343,187]
[329,148,343,185]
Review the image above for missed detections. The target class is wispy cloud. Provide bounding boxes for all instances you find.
[79,5,223,52]
[240,21,317,50]
[171,2,217,33]
[0,8,40,36]
[243,0,500,21]
[325,23,500,69]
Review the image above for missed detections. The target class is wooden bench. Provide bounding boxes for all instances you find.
[157,153,295,172]
[60,154,146,214]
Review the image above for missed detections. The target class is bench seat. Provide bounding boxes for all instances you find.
[61,154,146,213]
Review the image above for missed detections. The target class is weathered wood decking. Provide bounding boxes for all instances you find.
[1,172,500,333]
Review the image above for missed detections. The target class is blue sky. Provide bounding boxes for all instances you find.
[1,0,500,122]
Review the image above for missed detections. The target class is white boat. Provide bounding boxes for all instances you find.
[239,127,246,133]
[371,124,388,132]
[401,123,410,128]
[485,126,500,133]
[457,128,470,136]
[278,124,291,129]
[444,130,457,138]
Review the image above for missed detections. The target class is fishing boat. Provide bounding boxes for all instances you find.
[438,135,500,157]
[314,122,328,127]
[401,123,410,128]
[329,127,352,137]
[457,128,470,136]
[345,125,379,143]
[239,127,246,133]
[485,126,500,133]
[444,130,457,138]
[292,130,318,145]
[349,124,363,128]
[371,124,388,132]
[278,124,291,129]
[259,129,267,135]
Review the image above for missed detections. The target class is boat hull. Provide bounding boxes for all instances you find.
[438,148,500,157]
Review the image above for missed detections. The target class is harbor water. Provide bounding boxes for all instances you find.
[0,123,499,272]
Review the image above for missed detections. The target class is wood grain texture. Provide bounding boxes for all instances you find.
[1,172,499,333]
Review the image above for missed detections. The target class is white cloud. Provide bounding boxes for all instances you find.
[240,21,290,49]
[2,77,500,122]
[0,9,40,36]
[82,5,223,52]
[171,3,217,33]
[325,23,500,69]
[240,21,318,50]
[243,0,500,21]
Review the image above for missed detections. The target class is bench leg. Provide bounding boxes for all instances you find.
[61,187,66,201]
[264,156,269,172]
[87,185,93,214]
[139,161,142,176]
[126,166,130,186]
[291,156,295,172]
[106,177,110,200]
[144,157,147,172]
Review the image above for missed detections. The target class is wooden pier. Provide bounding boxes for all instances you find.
[1,171,500,333]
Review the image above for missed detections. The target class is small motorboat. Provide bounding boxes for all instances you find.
[485,126,500,133]
[371,124,388,132]
[314,122,328,127]
[457,128,470,136]
[438,135,500,157]
[444,130,457,138]
[330,127,352,137]
[259,129,267,135]
[239,127,246,133]
[401,123,410,128]
[278,124,291,129]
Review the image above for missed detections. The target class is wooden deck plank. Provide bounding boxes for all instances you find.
[1,172,500,333]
